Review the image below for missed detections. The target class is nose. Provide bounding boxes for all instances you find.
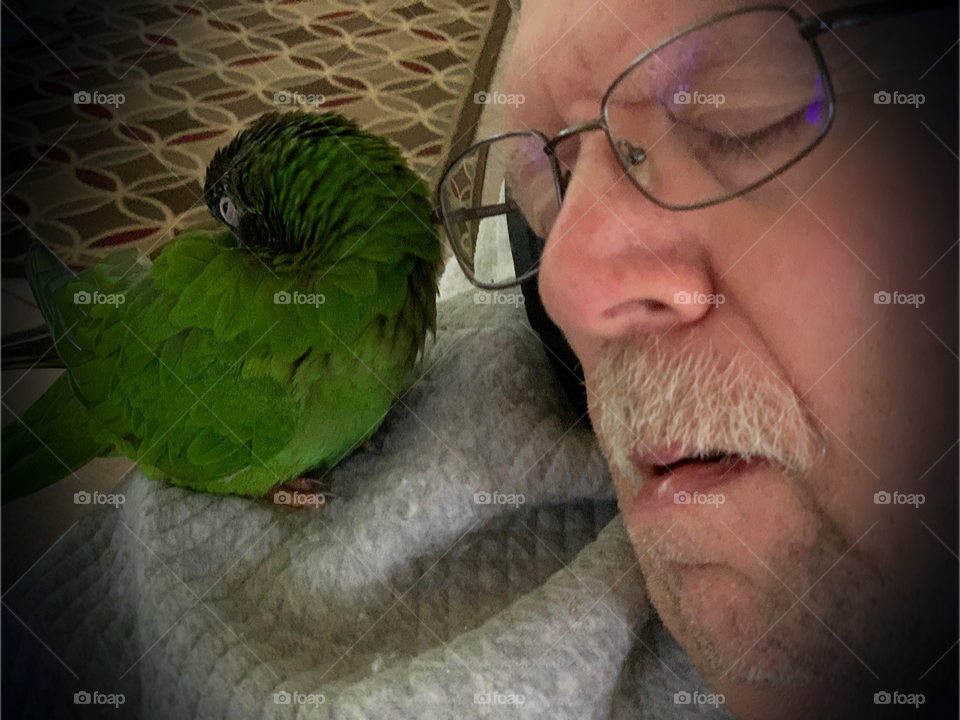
[537,133,718,365]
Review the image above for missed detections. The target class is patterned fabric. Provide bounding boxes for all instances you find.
[1,0,510,274]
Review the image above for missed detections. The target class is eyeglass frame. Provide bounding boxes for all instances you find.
[432,0,956,290]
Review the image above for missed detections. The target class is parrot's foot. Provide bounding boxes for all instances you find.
[267,477,336,509]
[362,436,384,453]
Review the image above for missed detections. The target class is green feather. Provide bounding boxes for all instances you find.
[2,110,441,502]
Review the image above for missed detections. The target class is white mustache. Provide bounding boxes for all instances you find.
[591,339,824,490]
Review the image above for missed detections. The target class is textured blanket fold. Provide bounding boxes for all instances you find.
[3,291,727,719]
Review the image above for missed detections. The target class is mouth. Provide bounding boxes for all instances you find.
[645,450,733,476]
[628,447,769,512]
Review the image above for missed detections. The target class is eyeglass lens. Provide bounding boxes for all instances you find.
[440,9,832,285]
[438,133,560,286]
[604,9,829,208]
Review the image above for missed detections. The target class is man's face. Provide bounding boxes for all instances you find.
[506,0,957,704]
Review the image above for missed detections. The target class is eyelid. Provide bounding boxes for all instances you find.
[219,195,240,226]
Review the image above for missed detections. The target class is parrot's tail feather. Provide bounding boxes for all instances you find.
[2,374,113,504]
[1,324,64,370]
[25,242,76,343]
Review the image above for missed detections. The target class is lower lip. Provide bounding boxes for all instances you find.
[631,455,768,513]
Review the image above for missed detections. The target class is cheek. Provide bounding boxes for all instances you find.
[790,123,957,436]
[732,146,957,530]
[741,222,870,359]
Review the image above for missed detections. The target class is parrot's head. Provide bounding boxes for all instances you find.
[203,111,365,254]
[203,110,435,276]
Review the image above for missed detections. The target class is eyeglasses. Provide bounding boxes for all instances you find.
[433,0,954,290]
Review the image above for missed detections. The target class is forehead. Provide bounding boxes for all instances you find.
[506,0,839,127]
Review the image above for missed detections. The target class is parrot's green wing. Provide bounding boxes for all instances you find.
[5,238,310,498]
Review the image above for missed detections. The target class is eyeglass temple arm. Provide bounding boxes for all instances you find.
[800,0,957,39]
[430,201,516,225]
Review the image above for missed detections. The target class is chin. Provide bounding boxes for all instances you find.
[638,544,851,685]
[608,456,879,689]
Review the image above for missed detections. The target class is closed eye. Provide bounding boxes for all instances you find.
[702,108,808,157]
[219,195,240,226]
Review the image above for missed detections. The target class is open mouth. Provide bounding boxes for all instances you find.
[628,446,771,522]
[625,446,769,512]
[647,451,742,479]
[633,448,745,480]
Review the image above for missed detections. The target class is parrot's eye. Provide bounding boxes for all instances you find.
[219,196,240,227]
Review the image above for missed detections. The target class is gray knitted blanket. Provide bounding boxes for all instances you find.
[3,291,730,719]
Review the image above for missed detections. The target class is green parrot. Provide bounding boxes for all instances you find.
[1,110,442,503]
